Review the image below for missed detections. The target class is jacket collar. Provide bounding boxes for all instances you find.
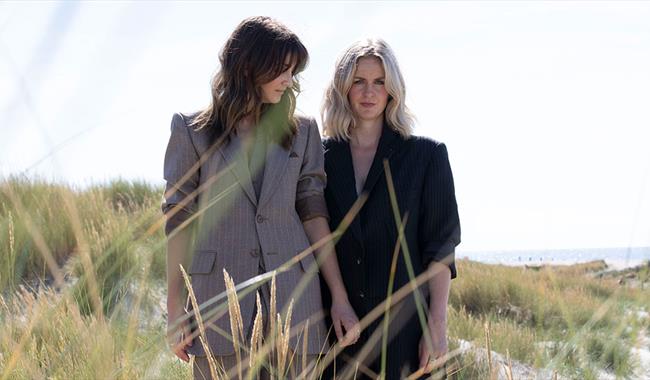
[326,123,403,241]
[218,118,293,209]
[218,133,258,206]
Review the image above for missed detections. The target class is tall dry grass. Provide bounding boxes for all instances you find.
[0,177,179,378]
[0,177,648,379]
[0,176,166,313]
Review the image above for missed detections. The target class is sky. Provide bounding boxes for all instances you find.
[1,1,649,252]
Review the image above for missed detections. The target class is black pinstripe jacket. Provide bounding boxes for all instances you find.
[322,124,460,379]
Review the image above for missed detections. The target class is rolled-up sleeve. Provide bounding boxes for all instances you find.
[161,113,200,236]
[419,143,461,279]
[295,118,329,222]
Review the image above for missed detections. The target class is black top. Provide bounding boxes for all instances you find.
[322,124,461,379]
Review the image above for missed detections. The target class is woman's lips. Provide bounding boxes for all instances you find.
[360,102,375,107]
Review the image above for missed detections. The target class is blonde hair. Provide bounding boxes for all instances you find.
[321,38,415,141]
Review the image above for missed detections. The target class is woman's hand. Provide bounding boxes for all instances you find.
[166,228,194,362]
[167,309,193,362]
[418,319,448,374]
[418,261,452,374]
[301,217,362,348]
[330,299,361,347]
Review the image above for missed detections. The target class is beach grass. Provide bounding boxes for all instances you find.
[0,177,648,379]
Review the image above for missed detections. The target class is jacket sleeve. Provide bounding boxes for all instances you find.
[419,142,461,279]
[295,118,330,222]
[161,113,200,236]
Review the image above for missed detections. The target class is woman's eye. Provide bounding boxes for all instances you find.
[376,80,385,85]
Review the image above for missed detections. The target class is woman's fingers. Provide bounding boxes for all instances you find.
[168,318,192,362]
[174,343,190,362]
[333,317,344,343]
[182,322,193,347]
[335,317,359,347]
[339,321,357,347]
[341,317,360,344]
[331,302,361,347]
[171,328,190,362]
[418,337,428,370]
[418,335,448,374]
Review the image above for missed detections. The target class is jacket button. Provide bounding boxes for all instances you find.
[356,258,361,265]
[359,292,365,299]
[256,215,265,223]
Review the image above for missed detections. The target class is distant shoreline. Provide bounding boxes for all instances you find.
[460,246,650,271]
[465,258,648,271]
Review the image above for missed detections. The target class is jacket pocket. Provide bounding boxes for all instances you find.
[189,250,217,274]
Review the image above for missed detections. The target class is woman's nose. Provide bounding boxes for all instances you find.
[363,84,374,97]
[282,71,293,86]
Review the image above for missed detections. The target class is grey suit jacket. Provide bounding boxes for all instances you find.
[162,112,329,356]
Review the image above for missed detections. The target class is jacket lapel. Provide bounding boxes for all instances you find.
[258,140,290,210]
[218,135,257,206]
[326,125,402,243]
[361,124,400,196]
[325,141,364,242]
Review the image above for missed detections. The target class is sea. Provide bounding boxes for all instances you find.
[460,246,650,270]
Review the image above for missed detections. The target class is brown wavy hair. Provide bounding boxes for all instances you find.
[191,16,308,148]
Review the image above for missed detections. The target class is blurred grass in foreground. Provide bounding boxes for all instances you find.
[0,177,167,311]
[0,177,648,379]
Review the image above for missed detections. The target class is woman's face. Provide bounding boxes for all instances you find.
[259,56,295,104]
[347,56,389,125]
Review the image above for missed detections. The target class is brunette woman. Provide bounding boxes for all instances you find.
[162,16,359,379]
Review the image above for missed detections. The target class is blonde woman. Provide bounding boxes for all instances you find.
[321,38,460,379]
